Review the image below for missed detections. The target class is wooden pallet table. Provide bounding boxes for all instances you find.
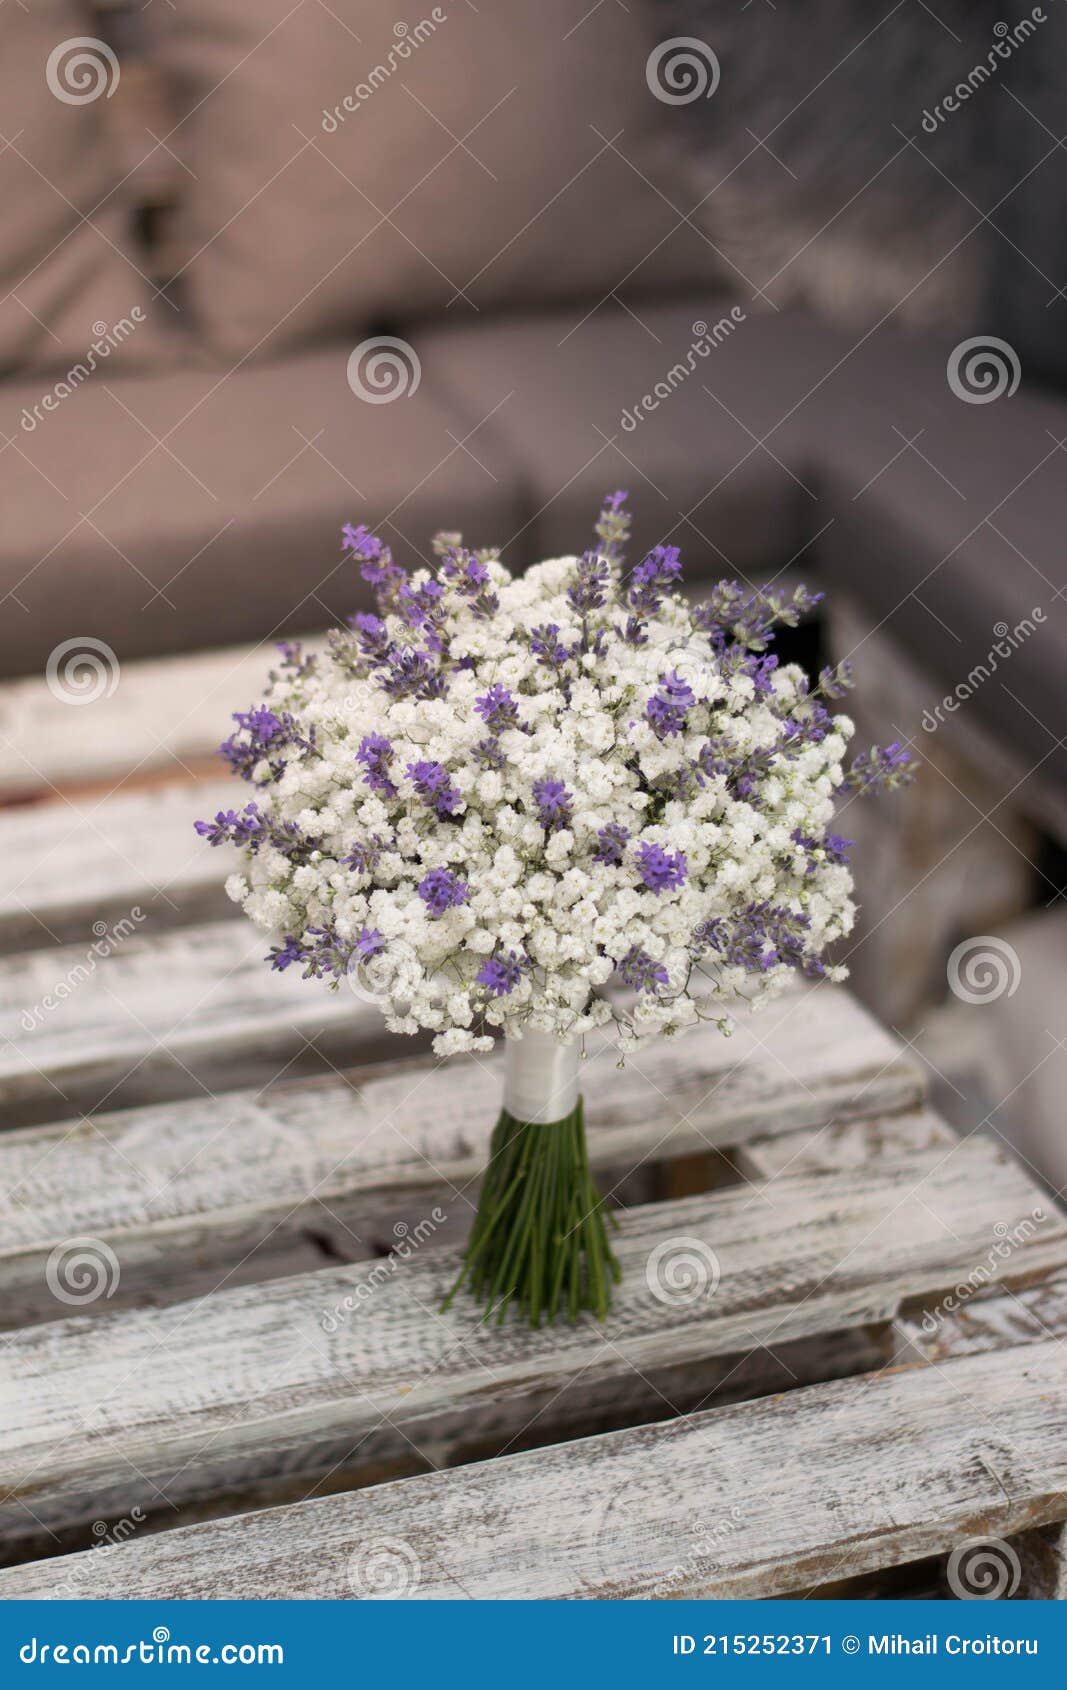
[0,650,1065,1600]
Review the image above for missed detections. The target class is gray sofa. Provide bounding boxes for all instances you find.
[2,0,1064,808]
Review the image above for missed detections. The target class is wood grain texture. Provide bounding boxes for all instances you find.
[735,1108,955,1180]
[0,918,400,1128]
[0,984,924,1317]
[1,1135,1063,1553]
[0,642,315,800]
[0,779,234,952]
[4,1335,1065,1600]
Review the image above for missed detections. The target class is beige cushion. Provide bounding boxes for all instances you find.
[155,0,717,359]
[0,2,174,374]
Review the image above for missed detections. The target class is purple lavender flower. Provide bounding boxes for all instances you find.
[473,737,505,771]
[532,777,573,831]
[841,741,915,796]
[568,550,610,616]
[617,945,670,994]
[357,733,397,797]
[819,660,855,699]
[407,759,462,819]
[378,647,447,702]
[635,842,688,894]
[194,802,315,859]
[344,835,384,874]
[268,934,305,972]
[476,951,525,997]
[219,708,312,783]
[593,822,630,866]
[700,902,825,979]
[439,547,500,619]
[691,916,726,957]
[792,828,852,869]
[628,544,682,616]
[694,580,823,651]
[646,669,695,740]
[355,926,384,959]
[530,624,572,671]
[474,683,520,734]
[275,640,315,676]
[595,489,630,566]
[349,612,390,661]
[418,867,469,916]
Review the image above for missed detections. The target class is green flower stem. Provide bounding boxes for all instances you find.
[442,1096,622,1327]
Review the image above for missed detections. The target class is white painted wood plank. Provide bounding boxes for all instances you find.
[0,1135,1062,1551]
[0,780,234,951]
[0,642,318,799]
[4,1334,1064,1599]
[893,1267,1067,1365]
[0,918,393,1127]
[0,984,925,1314]
[735,1108,955,1180]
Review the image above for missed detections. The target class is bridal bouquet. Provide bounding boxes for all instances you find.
[197,494,912,1325]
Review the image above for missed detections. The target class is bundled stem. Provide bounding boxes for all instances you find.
[442,1097,621,1326]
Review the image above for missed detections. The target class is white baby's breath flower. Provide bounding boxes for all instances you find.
[204,506,874,1057]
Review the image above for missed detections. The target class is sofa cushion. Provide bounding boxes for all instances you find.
[416,301,846,578]
[152,0,718,360]
[0,2,175,375]
[0,345,522,678]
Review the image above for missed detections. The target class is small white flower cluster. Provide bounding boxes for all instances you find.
[201,500,862,1057]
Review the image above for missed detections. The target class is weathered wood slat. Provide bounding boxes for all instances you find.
[0,985,925,1318]
[0,918,398,1128]
[4,1334,1065,1600]
[1,1136,1063,1555]
[0,642,304,799]
[735,1108,955,1180]
[0,780,234,952]
[893,1267,1067,1365]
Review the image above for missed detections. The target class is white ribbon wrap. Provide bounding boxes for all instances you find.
[503,1030,580,1124]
